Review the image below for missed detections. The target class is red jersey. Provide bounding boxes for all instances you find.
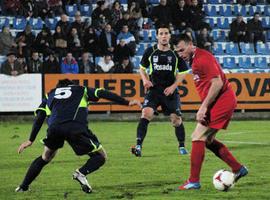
[191,48,230,101]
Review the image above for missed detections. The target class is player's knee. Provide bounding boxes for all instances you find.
[141,108,154,121]
[191,131,206,141]
[97,148,107,163]
[170,116,182,127]
[42,153,54,162]
[42,149,57,162]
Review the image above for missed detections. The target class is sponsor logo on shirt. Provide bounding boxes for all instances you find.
[153,63,172,71]
[153,56,158,63]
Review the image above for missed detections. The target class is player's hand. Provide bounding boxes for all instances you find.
[164,85,176,96]
[143,80,153,90]
[18,140,33,154]
[196,106,207,123]
[129,100,142,108]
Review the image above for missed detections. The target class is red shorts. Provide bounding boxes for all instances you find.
[206,88,237,130]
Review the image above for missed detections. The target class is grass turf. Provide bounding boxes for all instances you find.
[0,120,269,200]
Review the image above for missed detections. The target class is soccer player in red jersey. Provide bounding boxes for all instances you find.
[173,34,248,190]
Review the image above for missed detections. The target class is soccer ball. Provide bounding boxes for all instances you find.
[213,169,235,191]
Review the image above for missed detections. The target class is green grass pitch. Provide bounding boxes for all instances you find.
[0,120,269,200]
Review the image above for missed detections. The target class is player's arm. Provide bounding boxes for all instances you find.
[164,72,187,96]
[140,67,153,90]
[88,88,141,107]
[164,56,189,96]
[28,111,47,143]
[197,76,223,122]
[140,47,153,90]
[18,100,48,154]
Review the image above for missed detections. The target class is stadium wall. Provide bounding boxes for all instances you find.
[0,73,270,113]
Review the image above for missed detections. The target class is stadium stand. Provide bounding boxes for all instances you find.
[0,0,269,74]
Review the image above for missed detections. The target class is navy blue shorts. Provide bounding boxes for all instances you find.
[142,88,182,116]
[43,121,102,155]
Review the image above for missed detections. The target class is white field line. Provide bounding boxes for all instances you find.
[223,140,270,145]
[222,130,269,135]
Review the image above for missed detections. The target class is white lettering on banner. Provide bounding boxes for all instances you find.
[0,74,42,112]
[153,63,172,71]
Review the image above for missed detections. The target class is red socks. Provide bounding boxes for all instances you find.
[206,139,242,173]
[189,141,205,182]
[188,139,242,183]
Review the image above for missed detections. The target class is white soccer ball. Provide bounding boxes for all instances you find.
[213,169,235,191]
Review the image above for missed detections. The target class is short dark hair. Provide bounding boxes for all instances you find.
[172,34,193,45]
[56,79,75,87]
[254,12,260,16]
[156,24,170,34]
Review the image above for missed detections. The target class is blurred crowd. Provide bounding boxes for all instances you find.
[0,0,268,75]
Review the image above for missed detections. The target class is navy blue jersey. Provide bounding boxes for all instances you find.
[140,45,189,89]
[36,85,99,126]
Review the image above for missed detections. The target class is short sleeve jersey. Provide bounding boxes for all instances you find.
[191,48,230,100]
[36,85,100,126]
[140,45,189,89]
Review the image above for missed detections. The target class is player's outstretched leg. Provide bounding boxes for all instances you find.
[206,139,248,181]
[15,156,49,192]
[131,118,149,157]
[73,151,106,193]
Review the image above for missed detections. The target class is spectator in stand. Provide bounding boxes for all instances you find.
[229,14,247,43]
[15,24,36,61]
[56,14,70,37]
[114,38,134,64]
[27,51,43,73]
[129,1,143,30]
[68,27,83,60]
[172,0,191,32]
[78,52,96,73]
[21,0,34,18]
[183,27,197,45]
[246,12,265,43]
[47,0,64,17]
[43,51,60,73]
[91,1,112,29]
[83,26,99,57]
[61,52,79,73]
[110,1,123,27]
[0,52,24,76]
[128,0,148,17]
[0,26,17,56]
[188,0,205,31]
[196,27,213,52]
[112,56,134,73]
[150,0,172,28]
[33,0,49,19]
[117,25,136,54]
[2,0,21,16]
[97,54,114,73]
[115,11,138,36]
[17,54,28,73]
[53,25,68,61]
[34,26,54,58]
[71,11,85,38]
[99,23,117,56]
